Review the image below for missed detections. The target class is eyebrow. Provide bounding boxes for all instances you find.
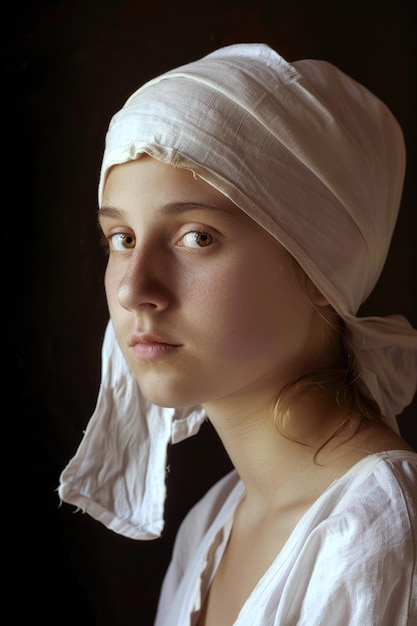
[98,201,237,221]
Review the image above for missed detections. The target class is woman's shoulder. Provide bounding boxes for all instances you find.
[327,449,416,507]
[317,450,417,547]
[375,448,417,472]
[359,449,417,513]
[348,449,417,494]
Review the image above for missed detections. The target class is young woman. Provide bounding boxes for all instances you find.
[59,43,417,625]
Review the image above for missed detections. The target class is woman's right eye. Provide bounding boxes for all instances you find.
[109,233,136,251]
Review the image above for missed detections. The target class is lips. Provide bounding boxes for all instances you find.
[128,331,181,360]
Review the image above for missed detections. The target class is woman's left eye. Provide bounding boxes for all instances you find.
[109,233,136,251]
[179,231,215,249]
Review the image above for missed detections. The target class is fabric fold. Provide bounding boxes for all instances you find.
[344,314,417,431]
[58,321,206,539]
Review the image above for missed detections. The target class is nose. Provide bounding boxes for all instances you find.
[116,246,171,312]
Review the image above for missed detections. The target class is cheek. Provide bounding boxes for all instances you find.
[197,272,273,357]
[202,266,315,364]
[218,297,283,361]
[104,265,121,313]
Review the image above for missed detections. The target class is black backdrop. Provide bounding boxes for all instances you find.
[5,1,416,624]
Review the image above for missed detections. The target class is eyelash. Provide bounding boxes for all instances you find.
[179,230,215,249]
[99,231,110,254]
[99,228,216,254]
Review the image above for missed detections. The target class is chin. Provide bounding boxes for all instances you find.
[137,381,202,409]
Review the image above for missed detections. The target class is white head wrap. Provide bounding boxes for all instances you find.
[59,43,417,539]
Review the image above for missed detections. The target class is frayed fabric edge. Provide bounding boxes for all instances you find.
[56,483,164,541]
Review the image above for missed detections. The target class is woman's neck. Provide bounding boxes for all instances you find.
[202,392,410,514]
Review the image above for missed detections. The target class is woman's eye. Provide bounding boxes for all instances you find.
[180,231,215,249]
[109,233,136,251]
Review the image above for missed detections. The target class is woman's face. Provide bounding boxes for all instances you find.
[100,156,327,411]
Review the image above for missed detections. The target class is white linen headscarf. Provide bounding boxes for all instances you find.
[59,43,417,540]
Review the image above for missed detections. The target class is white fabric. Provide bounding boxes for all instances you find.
[155,451,417,626]
[58,322,205,539]
[59,43,417,540]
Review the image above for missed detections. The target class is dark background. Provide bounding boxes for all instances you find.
[5,1,416,624]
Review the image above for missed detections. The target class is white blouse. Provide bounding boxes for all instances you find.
[155,450,417,625]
